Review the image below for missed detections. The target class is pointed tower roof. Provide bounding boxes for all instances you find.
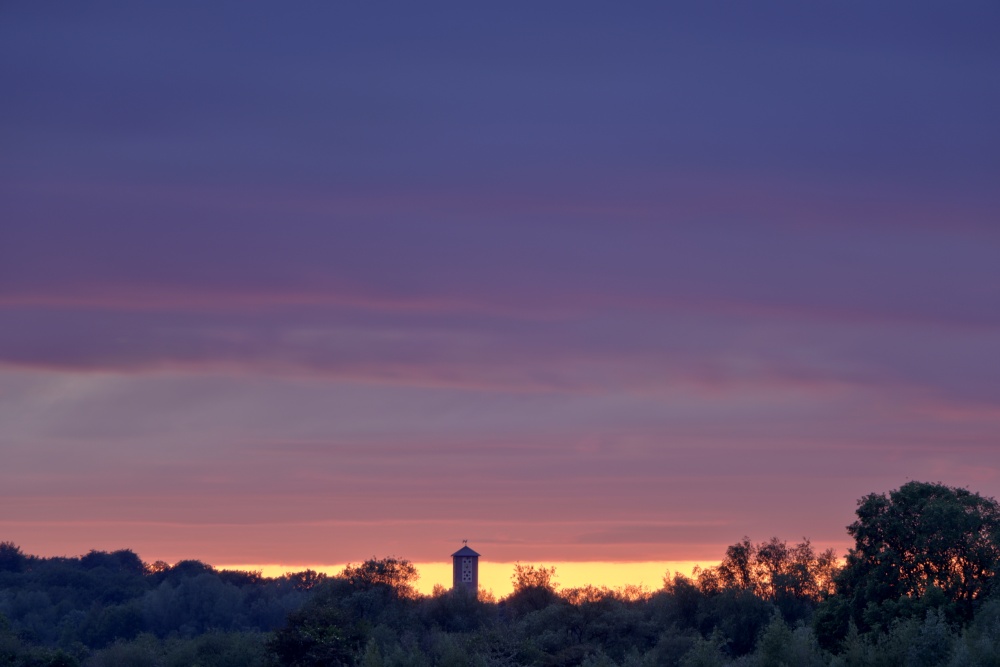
[451,545,480,558]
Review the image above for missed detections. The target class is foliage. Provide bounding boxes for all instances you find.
[268,604,367,667]
[0,543,27,574]
[85,631,269,667]
[678,632,727,667]
[422,586,497,633]
[342,558,419,598]
[749,614,828,667]
[5,481,1000,665]
[0,549,311,659]
[830,481,1000,638]
[511,563,559,593]
[697,588,775,656]
[697,536,838,621]
[504,563,561,618]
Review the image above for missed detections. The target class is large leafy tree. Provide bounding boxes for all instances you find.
[833,481,1000,631]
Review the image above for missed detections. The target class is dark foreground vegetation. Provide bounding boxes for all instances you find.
[3,481,1000,666]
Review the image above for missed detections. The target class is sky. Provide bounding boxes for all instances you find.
[2,2,999,590]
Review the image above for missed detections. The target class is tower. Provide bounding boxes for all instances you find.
[451,542,480,592]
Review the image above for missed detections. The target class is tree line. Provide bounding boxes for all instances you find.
[3,480,1000,666]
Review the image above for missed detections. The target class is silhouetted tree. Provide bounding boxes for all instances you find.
[698,588,775,656]
[854,483,997,612]
[696,535,837,629]
[80,549,145,576]
[423,585,495,633]
[283,569,327,592]
[505,563,561,617]
[0,542,26,573]
[342,557,418,598]
[660,573,704,631]
[166,560,215,579]
[817,481,1000,645]
[511,563,558,592]
[217,568,263,587]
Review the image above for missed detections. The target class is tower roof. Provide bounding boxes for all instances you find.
[451,545,480,558]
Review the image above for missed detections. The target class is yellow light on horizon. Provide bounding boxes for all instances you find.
[215,560,710,596]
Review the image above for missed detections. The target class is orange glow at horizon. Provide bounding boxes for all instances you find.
[215,560,711,596]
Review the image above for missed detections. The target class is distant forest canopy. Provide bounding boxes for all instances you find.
[2,481,1000,666]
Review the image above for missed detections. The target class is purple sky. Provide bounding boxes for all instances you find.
[2,2,999,567]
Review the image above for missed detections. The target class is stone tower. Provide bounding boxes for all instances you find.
[451,543,480,592]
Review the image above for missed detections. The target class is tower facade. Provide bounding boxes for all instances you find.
[451,544,480,592]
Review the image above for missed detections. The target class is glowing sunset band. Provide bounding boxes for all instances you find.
[216,561,709,597]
